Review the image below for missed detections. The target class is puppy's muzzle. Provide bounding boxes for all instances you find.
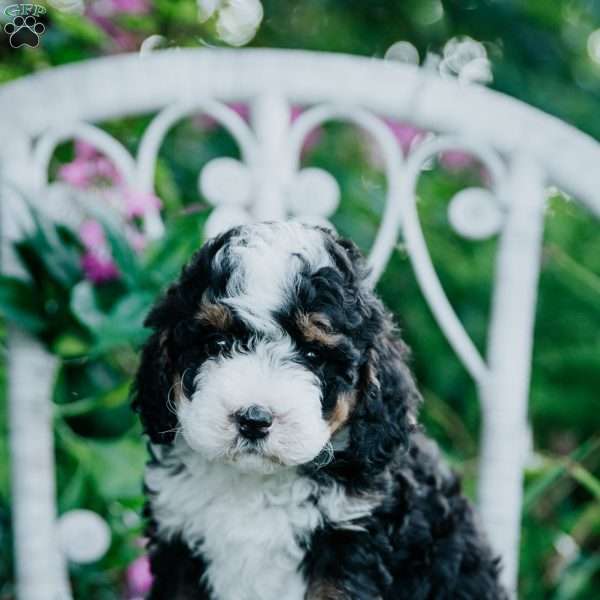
[235,405,273,440]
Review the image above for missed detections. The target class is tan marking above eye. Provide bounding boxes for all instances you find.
[328,390,357,433]
[195,303,233,330]
[297,312,343,347]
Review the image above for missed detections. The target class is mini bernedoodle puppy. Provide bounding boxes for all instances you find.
[133,221,507,600]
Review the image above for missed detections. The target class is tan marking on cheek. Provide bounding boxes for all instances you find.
[328,390,357,433]
[306,580,348,600]
[297,312,343,347]
[172,373,184,406]
[195,303,232,330]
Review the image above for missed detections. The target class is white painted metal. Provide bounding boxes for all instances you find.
[1,49,599,600]
[0,137,72,600]
[478,154,547,597]
[287,103,405,285]
[32,121,137,189]
[32,121,159,239]
[7,329,70,600]
[448,187,504,240]
[250,93,289,221]
[0,50,598,214]
[399,135,506,383]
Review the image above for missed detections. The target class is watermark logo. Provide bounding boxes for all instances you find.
[3,4,46,48]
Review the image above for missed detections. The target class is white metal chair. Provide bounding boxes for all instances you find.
[1,48,600,600]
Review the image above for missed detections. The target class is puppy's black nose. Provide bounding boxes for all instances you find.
[236,405,273,440]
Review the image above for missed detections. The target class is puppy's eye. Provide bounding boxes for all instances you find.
[305,349,322,364]
[206,334,230,355]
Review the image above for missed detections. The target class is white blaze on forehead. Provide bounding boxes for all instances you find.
[216,222,331,331]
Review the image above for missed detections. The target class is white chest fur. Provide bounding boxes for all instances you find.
[145,441,376,600]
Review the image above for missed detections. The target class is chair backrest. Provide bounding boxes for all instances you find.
[2,48,600,600]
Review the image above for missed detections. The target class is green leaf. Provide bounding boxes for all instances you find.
[48,8,109,44]
[524,437,600,512]
[142,212,205,286]
[71,281,106,331]
[52,334,90,358]
[23,208,82,288]
[93,292,154,351]
[0,275,46,332]
[552,554,600,600]
[86,436,145,500]
[91,213,144,289]
[55,381,131,418]
[569,464,600,502]
[58,467,87,513]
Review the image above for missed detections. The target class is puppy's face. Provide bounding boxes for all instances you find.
[135,222,407,474]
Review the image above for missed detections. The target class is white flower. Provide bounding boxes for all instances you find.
[384,41,420,66]
[197,0,220,23]
[459,57,493,85]
[215,0,263,47]
[47,0,85,13]
[438,36,493,85]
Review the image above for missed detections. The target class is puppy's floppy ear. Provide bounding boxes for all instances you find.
[325,232,421,472]
[349,312,421,471]
[132,231,235,444]
[133,329,177,444]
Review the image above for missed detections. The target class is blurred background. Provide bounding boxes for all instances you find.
[0,1,599,599]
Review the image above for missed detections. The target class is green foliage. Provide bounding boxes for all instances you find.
[0,206,207,598]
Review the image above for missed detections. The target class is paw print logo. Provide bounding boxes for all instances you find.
[4,14,45,48]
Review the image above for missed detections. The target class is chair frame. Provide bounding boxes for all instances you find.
[1,48,600,600]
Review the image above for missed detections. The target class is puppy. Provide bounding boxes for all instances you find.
[133,221,506,600]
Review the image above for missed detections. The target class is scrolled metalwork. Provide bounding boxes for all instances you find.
[399,135,506,383]
[288,103,405,285]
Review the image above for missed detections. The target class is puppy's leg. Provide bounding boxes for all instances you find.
[303,528,385,600]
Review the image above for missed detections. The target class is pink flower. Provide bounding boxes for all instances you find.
[109,0,151,14]
[367,120,426,167]
[95,157,122,184]
[230,102,250,121]
[126,225,147,253]
[79,220,119,284]
[439,150,476,172]
[108,26,139,51]
[85,6,141,51]
[79,220,107,249]
[81,251,119,283]
[58,159,96,189]
[122,189,162,219]
[193,102,250,131]
[58,142,122,189]
[385,120,425,155]
[127,555,153,597]
[290,106,321,154]
[74,140,99,161]
[90,0,151,17]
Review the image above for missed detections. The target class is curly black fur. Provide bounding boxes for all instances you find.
[302,437,505,599]
[132,223,507,600]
